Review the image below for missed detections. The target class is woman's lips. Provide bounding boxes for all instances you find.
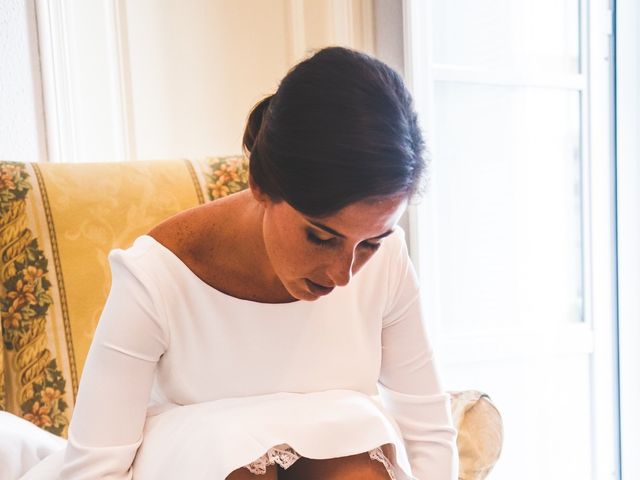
[305,279,335,296]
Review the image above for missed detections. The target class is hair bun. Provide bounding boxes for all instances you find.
[240,47,426,217]
[242,95,273,154]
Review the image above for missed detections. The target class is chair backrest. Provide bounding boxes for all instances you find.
[0,157,248,437]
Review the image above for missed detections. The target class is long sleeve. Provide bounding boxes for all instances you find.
[58,249,169,479]
[378,229,458,480]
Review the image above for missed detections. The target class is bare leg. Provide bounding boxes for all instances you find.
[279,452,390,480]
[225,464,278,480]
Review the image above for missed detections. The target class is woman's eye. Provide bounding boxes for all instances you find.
[360,241,381,251]
[306,231,335,247]
[306,231,380,251]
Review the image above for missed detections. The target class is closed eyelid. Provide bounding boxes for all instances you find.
[306,220,394,241]
[306,232,382,257]
[307,228,333,241]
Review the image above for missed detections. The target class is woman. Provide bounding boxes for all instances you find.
[55,47,457,479]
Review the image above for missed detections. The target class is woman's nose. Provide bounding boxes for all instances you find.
[327,250,355,287]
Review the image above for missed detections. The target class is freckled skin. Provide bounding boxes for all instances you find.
[250,177,407,302]
[149,182,407,304]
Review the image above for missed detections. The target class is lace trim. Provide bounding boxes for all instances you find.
[368,446,397,480]
[242,443,397,479]
[243,443,301,474]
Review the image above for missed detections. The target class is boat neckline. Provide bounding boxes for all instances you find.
[137,234,316,307]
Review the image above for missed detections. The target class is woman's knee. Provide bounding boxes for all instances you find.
[279,452,390,480]
[225,464,278,480]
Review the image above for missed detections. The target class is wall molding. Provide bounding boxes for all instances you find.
[37,1,374,163]
[35,0,77,163]
[285,0,307,65]
[330,0,375,54]
[34,0,135,163]
[331,0,354,46]
[285,0,375,67]
[107,0,136,161]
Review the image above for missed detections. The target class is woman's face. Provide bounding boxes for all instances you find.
[258,193,407,301]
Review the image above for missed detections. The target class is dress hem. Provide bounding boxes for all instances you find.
[241,442,404,480]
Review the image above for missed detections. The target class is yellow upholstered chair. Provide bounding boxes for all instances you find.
[0,158,502,479]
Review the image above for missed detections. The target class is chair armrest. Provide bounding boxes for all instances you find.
[450,390,503,480]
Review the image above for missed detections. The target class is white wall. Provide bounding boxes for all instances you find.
[35,0,375,163]
[373,0,404,76]
[0,0,47,162]
[124,0,292,159]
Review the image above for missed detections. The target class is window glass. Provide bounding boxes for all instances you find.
[433,83,583,331]
[432,0,580,73]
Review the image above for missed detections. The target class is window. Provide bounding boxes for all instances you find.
[404,0,619,478]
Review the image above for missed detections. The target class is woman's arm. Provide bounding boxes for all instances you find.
[59,248,168,479]
[378,230,458,480]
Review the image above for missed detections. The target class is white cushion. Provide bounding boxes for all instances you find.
[0,412,65,480]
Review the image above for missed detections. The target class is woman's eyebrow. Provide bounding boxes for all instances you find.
[307,220,394,240]
[370,229,395,240]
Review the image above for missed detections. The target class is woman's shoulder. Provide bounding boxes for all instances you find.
[141,193,255,295]
[148,202,218,252]
[147,212,202,256]
[99,201,235,304]
[146,193,242,266]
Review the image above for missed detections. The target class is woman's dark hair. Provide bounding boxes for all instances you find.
[243,46,427,218]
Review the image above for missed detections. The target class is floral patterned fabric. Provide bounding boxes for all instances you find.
[0,157,247,438]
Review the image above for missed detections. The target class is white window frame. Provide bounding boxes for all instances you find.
[615,1,640,478]
[402,0,620,478]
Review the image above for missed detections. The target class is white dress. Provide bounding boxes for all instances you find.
[52,227,457,480]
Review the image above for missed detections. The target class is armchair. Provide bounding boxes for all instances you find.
[0,158,502,479]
